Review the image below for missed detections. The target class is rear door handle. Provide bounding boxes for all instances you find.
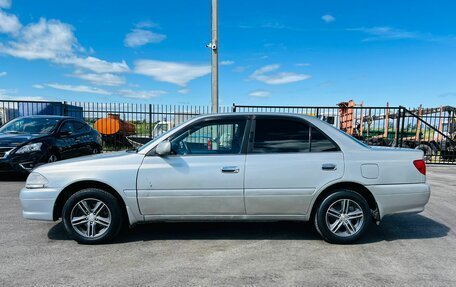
[322,163,337,170]
[221,166,240,173]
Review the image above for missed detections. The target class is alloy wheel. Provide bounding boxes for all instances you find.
[70,198,112,238]
[325,199,364,237]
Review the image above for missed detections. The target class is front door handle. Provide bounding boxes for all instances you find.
[221,166,240,173]
[322,163,337,170]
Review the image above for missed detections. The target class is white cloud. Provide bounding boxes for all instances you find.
[178,88,190,94]
[249,64,311,85]
[296,63,310,67]
[0,89,8,97]
[0,88,45,101]
[0,10,22,34]
[220,60,234,66]
[349,26,420,42]
[135,60,211,86]
[249,90,270,98]
[0,71,6,77]
[0,18,78,60]
[46,83,112,95]
[118,89,167,99]
[59,56,130,73]
[0,16,130,73]
[124,29,166,47]
[0,0,11,9]
[32,84,44,89]
[322,15,335,23]
[69,72,125,86]
[135,21,158,28]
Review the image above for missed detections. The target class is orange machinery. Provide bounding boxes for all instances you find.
[94,114,135,139]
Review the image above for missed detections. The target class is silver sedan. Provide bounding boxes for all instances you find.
[20,113,430,244]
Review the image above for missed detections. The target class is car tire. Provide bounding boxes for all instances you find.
[62,188,123,244]
[314,190,371,244]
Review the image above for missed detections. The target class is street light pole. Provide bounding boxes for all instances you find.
[210,0,219,113]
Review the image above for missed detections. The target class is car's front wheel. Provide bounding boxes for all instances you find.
[62,188,123,244]
[314,190,371,244]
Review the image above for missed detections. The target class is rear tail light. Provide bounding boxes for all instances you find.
[413,159,426,175]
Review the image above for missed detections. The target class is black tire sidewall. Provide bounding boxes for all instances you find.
[315,190,371,244]
[62,188,122,244]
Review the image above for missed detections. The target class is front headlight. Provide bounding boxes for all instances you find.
[25,172,48,189]
[15,142,43,154]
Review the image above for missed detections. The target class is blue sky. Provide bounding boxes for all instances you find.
[0,0,455,107]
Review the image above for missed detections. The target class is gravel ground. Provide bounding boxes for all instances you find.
[0,166,455,286]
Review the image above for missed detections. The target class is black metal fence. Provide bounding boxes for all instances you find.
[233,104,455,164]
[0,100,454,164]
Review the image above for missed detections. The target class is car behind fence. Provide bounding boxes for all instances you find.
[1,100,454,164]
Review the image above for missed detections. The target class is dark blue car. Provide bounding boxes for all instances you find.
[0,116,102,173]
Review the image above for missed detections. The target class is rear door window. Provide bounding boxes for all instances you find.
[252,118,310,153]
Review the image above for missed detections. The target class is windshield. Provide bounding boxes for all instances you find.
[315,116,370,148]
[0,117,60,135]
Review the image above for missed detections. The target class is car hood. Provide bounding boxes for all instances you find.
[0,133,45,147]
[34,151,144,173]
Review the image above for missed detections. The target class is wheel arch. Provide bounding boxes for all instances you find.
[309,181,379,221]
[53,180,128,222]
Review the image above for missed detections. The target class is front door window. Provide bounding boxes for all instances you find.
[170,119,246,155]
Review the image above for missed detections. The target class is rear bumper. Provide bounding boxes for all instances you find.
[368,183,431,219]
[20,187,61,221]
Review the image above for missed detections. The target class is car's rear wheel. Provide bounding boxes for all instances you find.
[314,190,371,244]
[62,188,122,244]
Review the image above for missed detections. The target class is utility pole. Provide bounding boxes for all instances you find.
[209,0,219,113]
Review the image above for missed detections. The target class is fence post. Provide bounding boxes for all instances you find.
[400,106,405,147]
[395,107,401,147]
[149,104,153,138]
[62,101,68,116]
[383,102,390,138]
[232,103,236,112]
[415,104,422,141]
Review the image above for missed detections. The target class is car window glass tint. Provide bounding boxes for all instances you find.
[60,121,75,133]
[72,121,87,134]
[310,127,339,152]
[171,119,246,155]
[253,119,310,153]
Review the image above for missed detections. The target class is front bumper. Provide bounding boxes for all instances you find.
[0,152,47,173]
[20,187,62,221]
[368,183,431,219]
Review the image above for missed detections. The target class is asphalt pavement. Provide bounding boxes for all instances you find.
[0,166,455,286]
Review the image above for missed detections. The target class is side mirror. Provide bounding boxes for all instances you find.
[155,140,171,156]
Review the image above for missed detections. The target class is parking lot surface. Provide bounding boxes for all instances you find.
[0,166,455,286]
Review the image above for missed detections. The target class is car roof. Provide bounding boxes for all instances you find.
[14,115,79,120]
[195,112,314,120]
